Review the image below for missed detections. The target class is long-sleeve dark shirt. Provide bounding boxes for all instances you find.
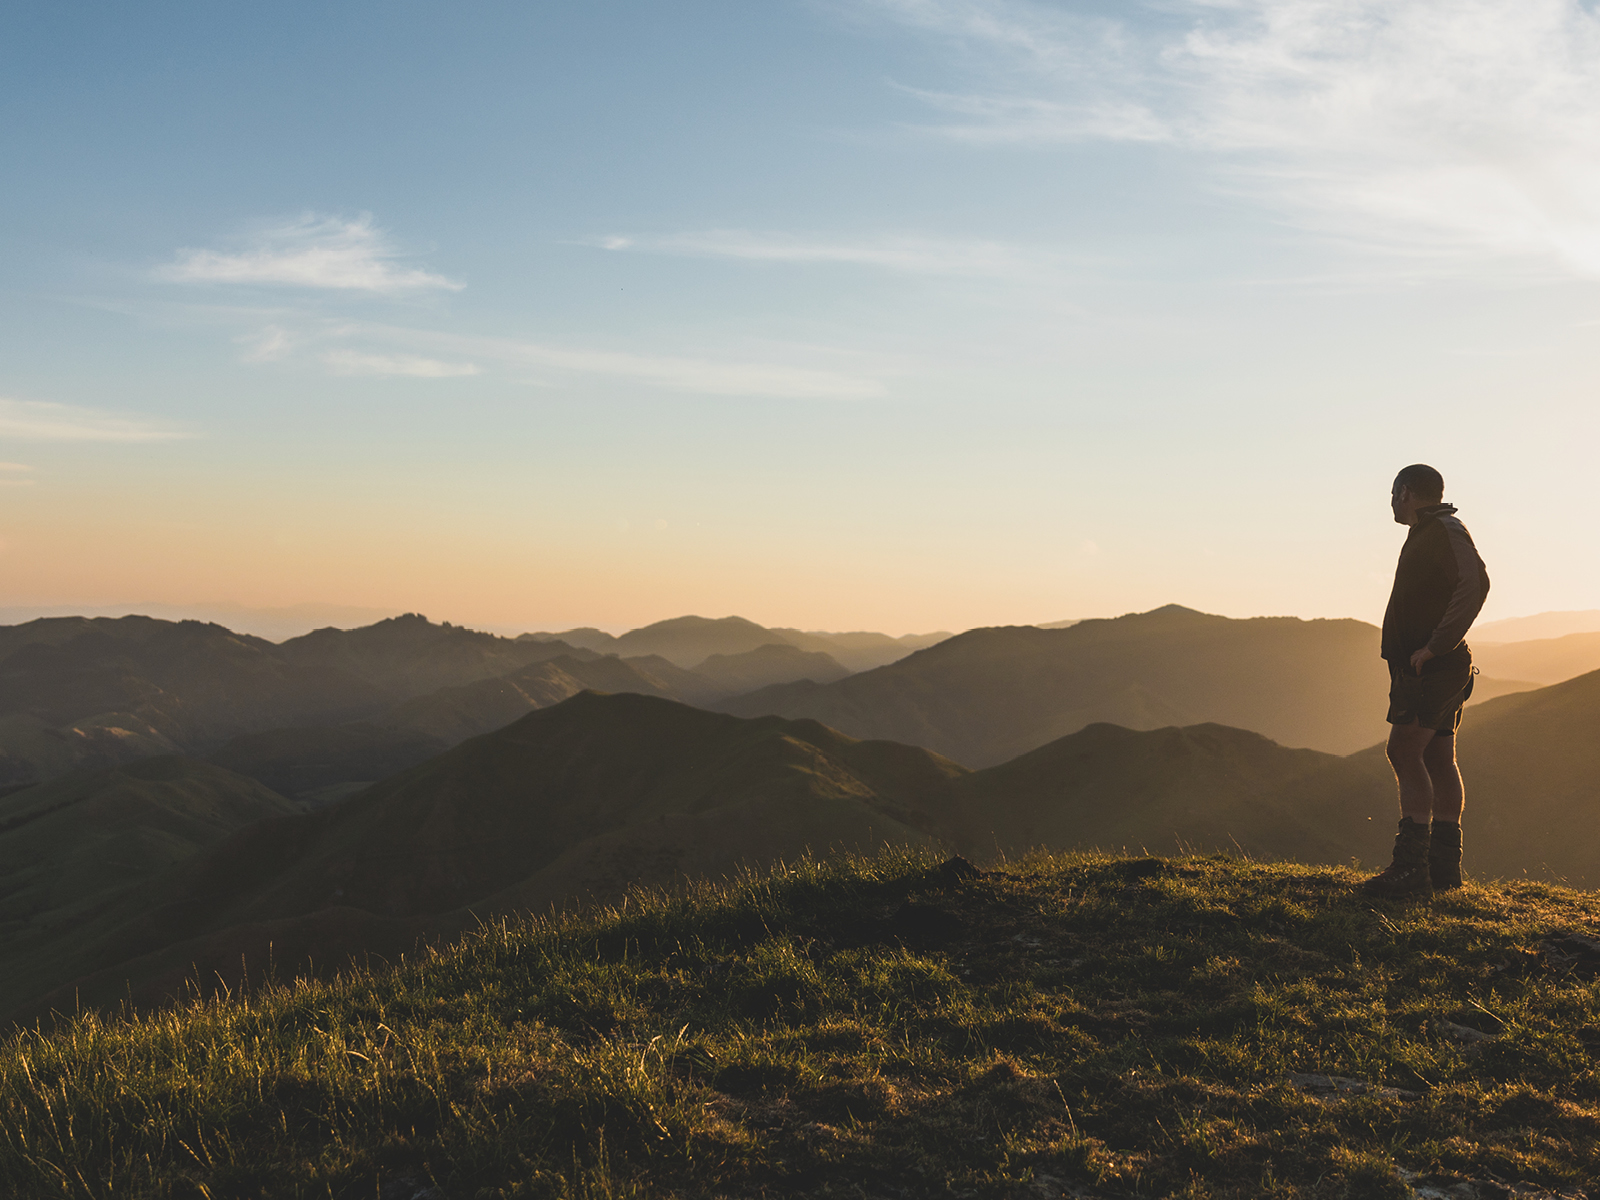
[1381,503,1490,667]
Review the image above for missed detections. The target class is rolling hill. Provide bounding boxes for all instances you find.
[721,604,1391,765]
[523,615,802,666]
[0,710,177,791]
[10,653,1600,1021]
[1474,608,1600,642]
[522,614,948,673]
[0,615,374,734]
[951,721,1395,864]
[9,851,1596,1199]
[0,756,297,1011]
[1472,630,1600,686]
[206,724,450,803]
[688,642,851,694]
[380,653,706,742]
[275,613,597,693]
[768,627,952,673]
[2,692,965,1018]
[1,688,1403,1021]
[200,648,846,801]
[1454,665,1600,887]
[0,613,596,788]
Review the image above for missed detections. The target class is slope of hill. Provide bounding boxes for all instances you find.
[518,625,622,653]
[1464,675,1541,705]
[0,756,296,1008]
[768,628,952,672]
[380,653,709,742]
[1474,608,1600,642]
[954,722,1394,863]
[2,693,967,1018]
[1473,631,1600,686]
[15,659,1600,1024]
[690,642,851,694]
[276,613,596,692]
[0,616,371,737]
[530,615,783,667]
[1455,666,1600,887]
[0,686,1433,1023]
[0,710,178,790]
[522,616,950,672]
[0,616,380,782]
[722,604,1389,765]
[6,850,1599,1199]
[0,613,597,788]
[202,654,729,800]
[612,653,725,702]
[206,724,449,801]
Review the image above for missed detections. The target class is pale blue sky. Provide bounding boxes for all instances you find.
[2,1,1597,633]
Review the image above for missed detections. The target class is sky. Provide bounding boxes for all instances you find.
[2,0,1598,637]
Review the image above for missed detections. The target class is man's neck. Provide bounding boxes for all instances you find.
[1406,501,1449,526]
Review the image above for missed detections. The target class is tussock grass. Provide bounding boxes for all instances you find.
[4,848,1600,1198]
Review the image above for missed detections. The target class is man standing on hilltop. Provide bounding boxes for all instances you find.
[1363,464,1490,899]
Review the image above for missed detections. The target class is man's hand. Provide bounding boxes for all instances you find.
[1410,646,1434,674]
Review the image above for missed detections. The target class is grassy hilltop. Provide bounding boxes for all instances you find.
[5,851,1600,1199]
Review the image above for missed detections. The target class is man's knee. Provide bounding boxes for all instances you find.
[1423,734,1457,768]
[1387,722,1431,768]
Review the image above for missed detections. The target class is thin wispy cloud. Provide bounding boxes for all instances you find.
[873,0,1600,275]
[0,462,34,488]
[353,325,889,399]
[158,215,463,293]
[0,398,196,442]
[594,229,1048,278]
[322,350,481,378]
[215,316,885,400]
[894,86,1169,145]
[149,215,888,399]
[500,341,884,399]
[196,308,886,398]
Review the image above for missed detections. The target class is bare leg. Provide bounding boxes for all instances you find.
[1424,735,1464,822]
[1386,720,1437,825]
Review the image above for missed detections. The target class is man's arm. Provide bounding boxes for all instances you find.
[1424,514,1489,658]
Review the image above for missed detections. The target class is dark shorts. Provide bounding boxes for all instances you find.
[1387,659,1475,735]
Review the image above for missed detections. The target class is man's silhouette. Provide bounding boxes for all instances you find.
[1363,464,1490,899]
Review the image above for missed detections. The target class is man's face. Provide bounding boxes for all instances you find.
[1391,480,1410,525]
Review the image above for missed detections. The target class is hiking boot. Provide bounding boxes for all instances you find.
[1429,821,1463,890]
[1362,817,1434,899]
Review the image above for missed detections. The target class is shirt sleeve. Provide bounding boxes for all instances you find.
[1426,515,1489,655]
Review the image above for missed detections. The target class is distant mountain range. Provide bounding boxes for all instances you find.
[720,604,1394,764]
[4,600,1597,1020]
[2,605,1561,804]
[0,612,891,793]
[0,614,594,788]
[0,602,404,643]
[522,614,948,673]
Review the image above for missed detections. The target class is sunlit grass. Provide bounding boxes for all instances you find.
[4,847,1600,1197]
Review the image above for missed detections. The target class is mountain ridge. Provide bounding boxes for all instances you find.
[0,613,596,788]
[522,614,949,672]
[721,604,1390,764]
